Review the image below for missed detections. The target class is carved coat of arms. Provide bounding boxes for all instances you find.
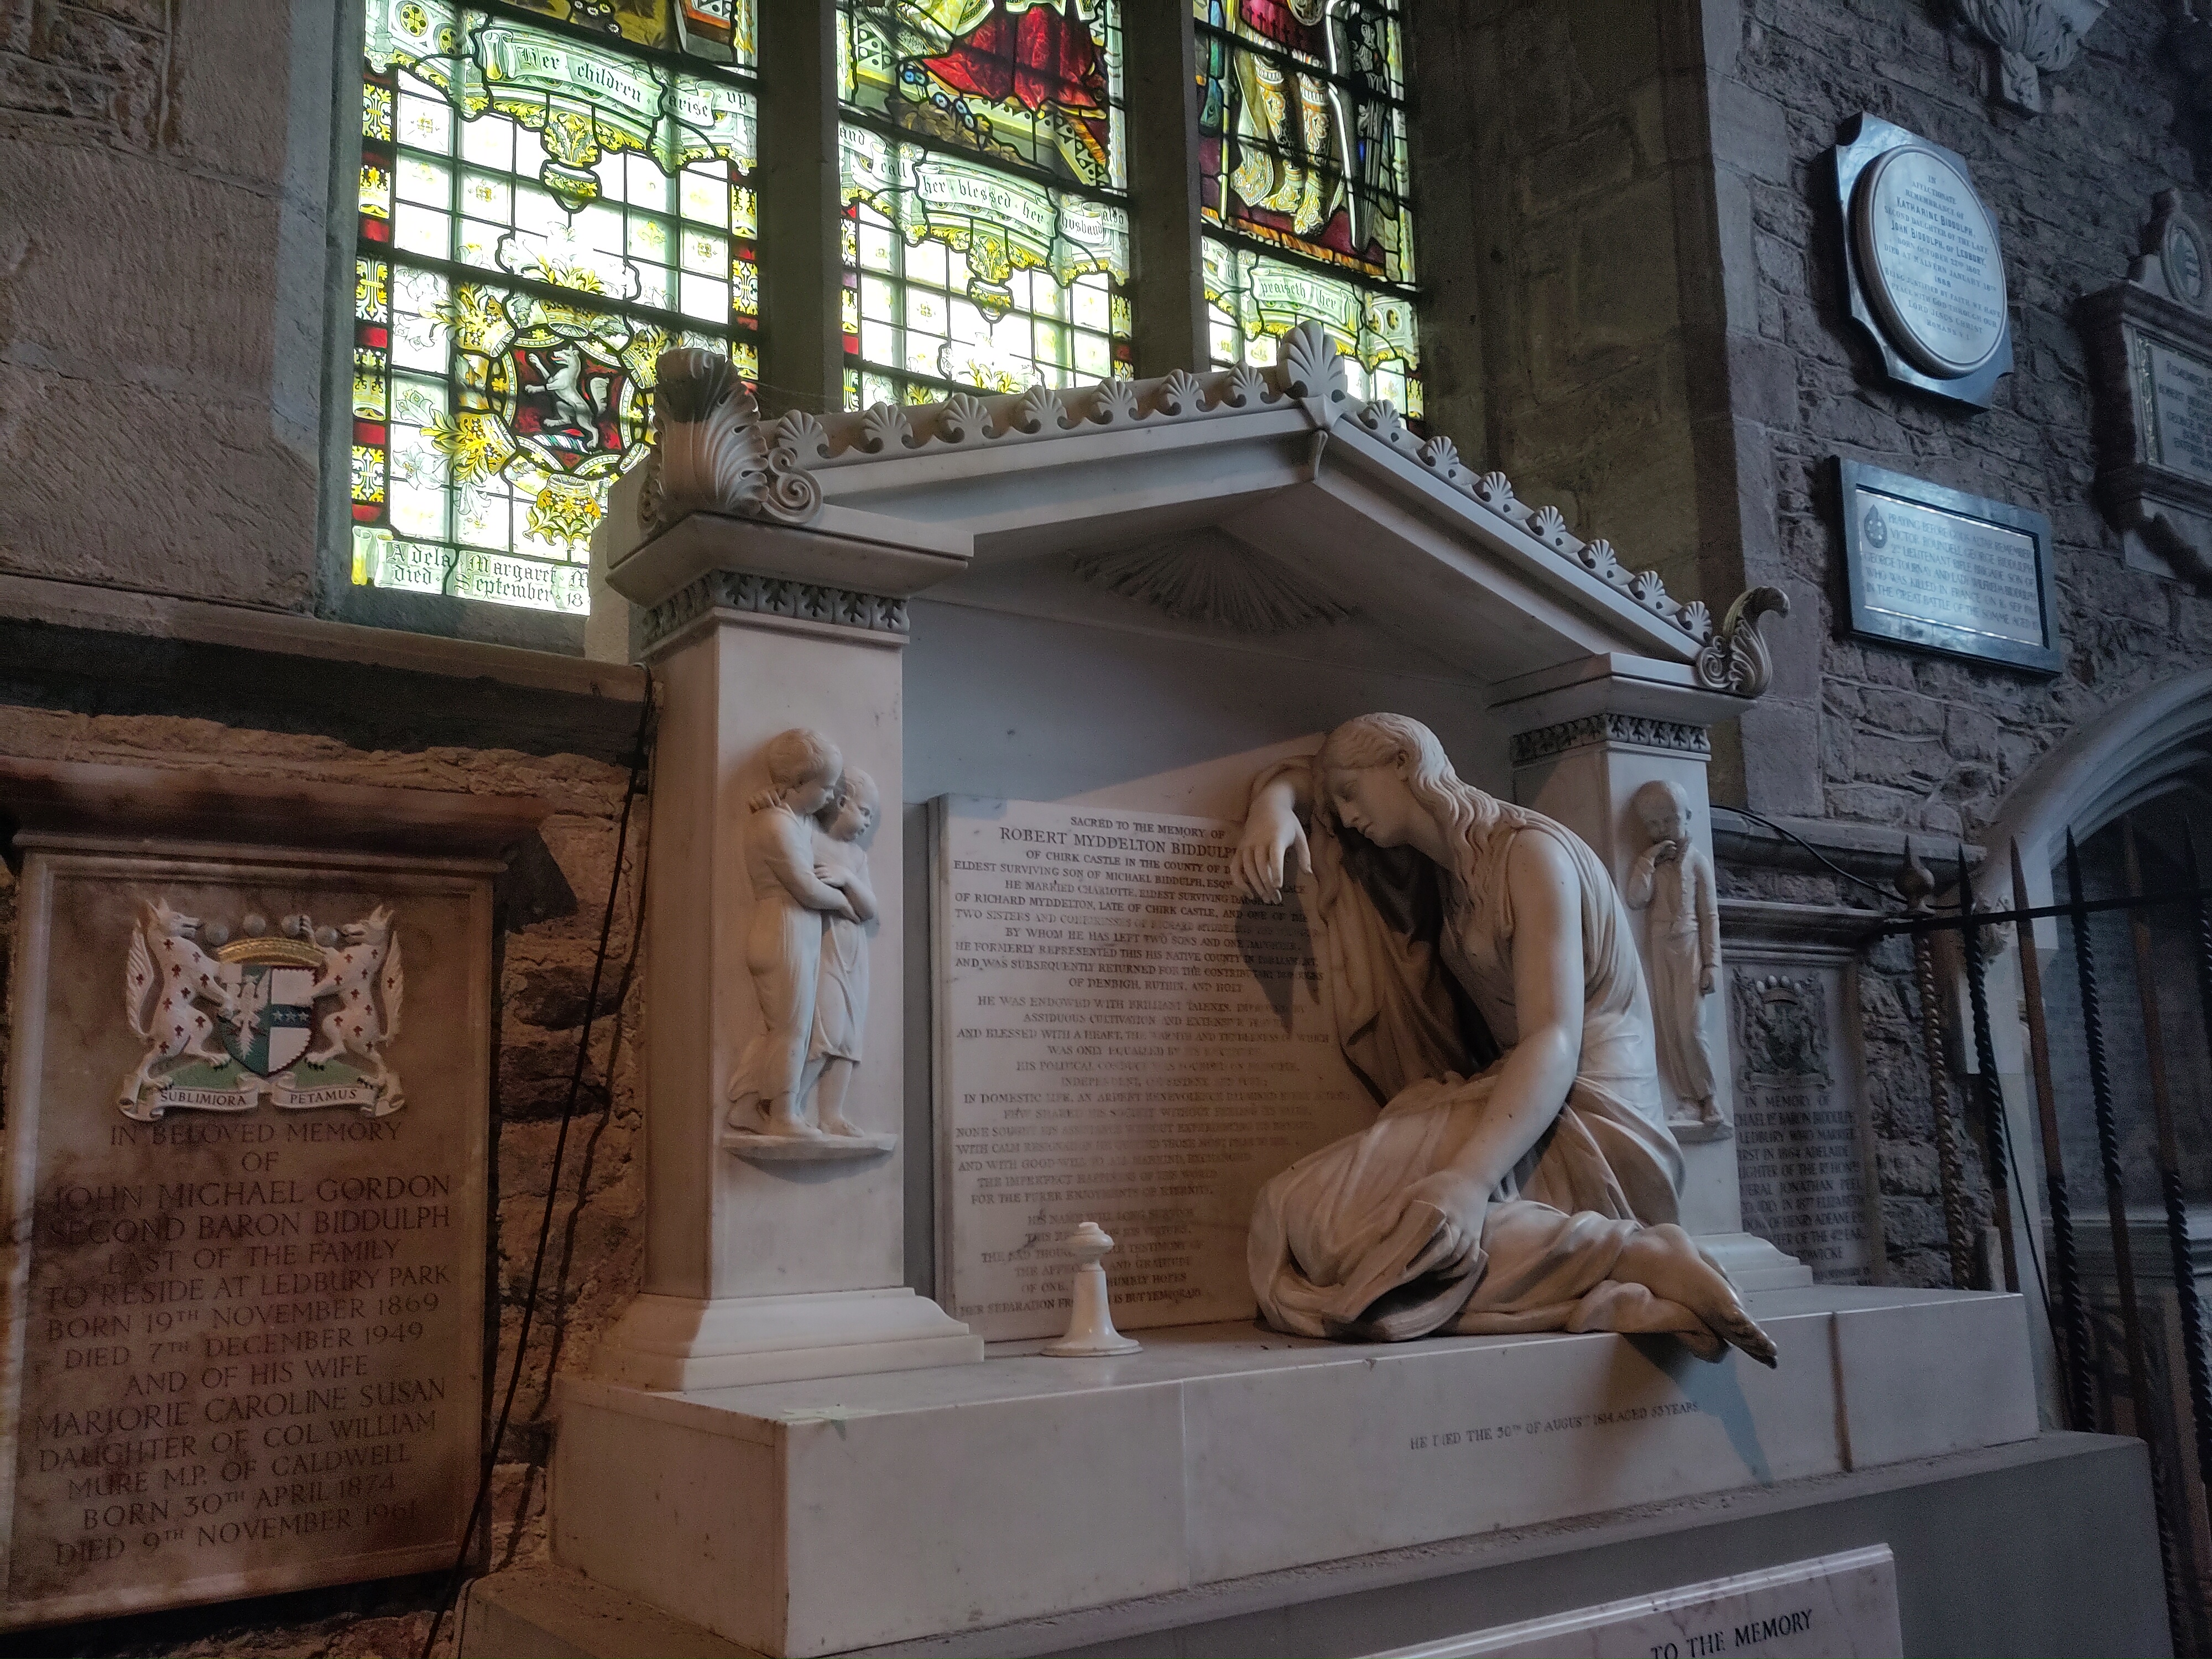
[1731,971,1831,1084]
[119,900,405,1121]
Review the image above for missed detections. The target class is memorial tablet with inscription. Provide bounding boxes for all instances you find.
[2135,331,2212,484]
[931,797,1373,1342]
[1831,113,2013,407]
[1368,1546,1903,1659]
[1838,459,2059,673]
[1853,145,2007,379]
[1,851,490,1630]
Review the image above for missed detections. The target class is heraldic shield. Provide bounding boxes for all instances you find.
[118,901,406,1122]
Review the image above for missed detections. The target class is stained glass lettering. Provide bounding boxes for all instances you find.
[354,1,758,613]
[840,126,1129,403]
[1195,0,1418,415]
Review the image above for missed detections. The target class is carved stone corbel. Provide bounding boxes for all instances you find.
[1955,0,2107,112]
[1692,587,1791,698]
[639,347,823,535]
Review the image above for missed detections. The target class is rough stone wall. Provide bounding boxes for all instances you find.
[0,2,325,611]
[0,0,169,151]
[0,706,647,1658]
[1432,0,1714,606]
[1702,0,2212,1282]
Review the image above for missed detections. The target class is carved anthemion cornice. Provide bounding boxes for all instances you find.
[640,571,909,648]
[627,323,1787,683]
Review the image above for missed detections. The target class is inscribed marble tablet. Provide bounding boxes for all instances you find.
[1,853,487,1629]
[1854,143,2007,378]
[1368,1545,1902,1658]
[1728,962,1879,1284]
[932,797,1373,1341]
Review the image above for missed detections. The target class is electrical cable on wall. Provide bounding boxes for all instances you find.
[422,680,659,1659]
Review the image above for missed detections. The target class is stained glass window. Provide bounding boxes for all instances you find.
[1194,0,1419,414]
[352,0,759,614]
[836,2,1133,405]
[1204,238,1417,411]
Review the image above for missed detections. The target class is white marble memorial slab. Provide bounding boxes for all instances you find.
[2140,332,2212,484]
[931,797,1373,1340]
[1366,1546,1902,1659]
[1853,143,2007,378]
[552,1288,2032,1656]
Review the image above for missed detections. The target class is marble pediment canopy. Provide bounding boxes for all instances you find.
[592,325,1785,720]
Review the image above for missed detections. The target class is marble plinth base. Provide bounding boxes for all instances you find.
[484,1433,2159,1658]
[1695,1230,1814,1291]
[553,1286,2032,1657]
[589,1288,983,1391]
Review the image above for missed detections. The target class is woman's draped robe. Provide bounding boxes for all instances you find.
[1246,759,1707,1342]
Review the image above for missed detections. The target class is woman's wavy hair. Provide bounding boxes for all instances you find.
[1317,713,1519,902]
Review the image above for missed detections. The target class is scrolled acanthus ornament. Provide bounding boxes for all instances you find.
[639,347,823,535]
[1692,586,1791,697]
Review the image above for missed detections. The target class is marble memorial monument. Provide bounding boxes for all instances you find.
[530,331,2057,1657]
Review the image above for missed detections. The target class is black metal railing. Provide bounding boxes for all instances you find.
[1881,823,2212,1655]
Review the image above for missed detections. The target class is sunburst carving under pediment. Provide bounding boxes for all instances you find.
[1070,535,1353,635]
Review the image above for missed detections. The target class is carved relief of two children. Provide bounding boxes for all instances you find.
[728,728,880,1139]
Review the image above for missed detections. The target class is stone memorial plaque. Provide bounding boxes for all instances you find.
[932,797,1371,1341]
[1831,114,2012,406]
[2079,195,2212,584]
[2136,331,2212,485]
[1721,932,1881,1285]
[1,853,489,1629]
[1367,1546,1902,1659]
[1839,459,2059,674]
[1853,147,2007,378]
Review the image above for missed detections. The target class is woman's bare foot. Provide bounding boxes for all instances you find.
[1621,1224,1780,1368]
[819,1113,862,1137]
[1677,1325,1725,1363]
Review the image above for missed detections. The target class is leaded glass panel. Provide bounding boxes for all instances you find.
[836,2,1131,406]
[838,0,1125,191]
[354,1,758,613]
[1194,0,1410,284]
[465,0,754,67]
[1203,237,1418,415]
[1194,0,1418,415]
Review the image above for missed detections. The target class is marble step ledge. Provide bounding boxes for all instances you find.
[589,1288,983,1392]
[551,1284,2035,1658]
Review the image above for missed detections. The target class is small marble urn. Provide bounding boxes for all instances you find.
[1043,1221,1141,1358]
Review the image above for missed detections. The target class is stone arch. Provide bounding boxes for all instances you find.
[1975,667,2212,911]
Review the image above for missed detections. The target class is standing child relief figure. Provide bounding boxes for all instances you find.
[1624,780,1726,1139]
[728,728,879,1140]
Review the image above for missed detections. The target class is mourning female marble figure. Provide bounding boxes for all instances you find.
[1232,713,1775,1364]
